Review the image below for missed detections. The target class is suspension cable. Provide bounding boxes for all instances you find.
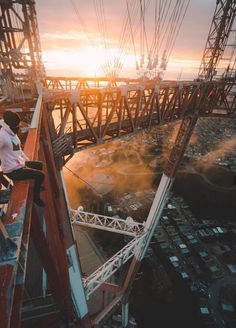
[69,0,97,48]
[126,0,139,70]
[64,165,101,194]
[68,0,190,79]
[166,0,190,62]
[64,165,114,196]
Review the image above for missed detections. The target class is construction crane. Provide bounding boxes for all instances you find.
[0,1,235,328]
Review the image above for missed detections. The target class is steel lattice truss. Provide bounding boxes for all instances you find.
[0,1,236,327]
[83,233,146,299]
[70,208,146,237]
[0,0,44,100]
[198,0,236,80]
[43,78,235,166]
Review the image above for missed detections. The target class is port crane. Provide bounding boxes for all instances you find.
[0,0,235,327]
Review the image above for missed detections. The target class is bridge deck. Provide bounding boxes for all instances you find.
[42,78,236,167]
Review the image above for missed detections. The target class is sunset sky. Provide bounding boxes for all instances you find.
[36,0,216,80]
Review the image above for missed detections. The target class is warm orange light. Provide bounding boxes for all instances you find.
[42,44,140,77]
[42,44,200,80]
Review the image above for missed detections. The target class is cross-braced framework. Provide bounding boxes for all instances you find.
[83,234,146,299]
[198,0,236,80]
[0,1,235,328]
[70,208,146,237]
[0,0,45,100]
[44,79,235,168]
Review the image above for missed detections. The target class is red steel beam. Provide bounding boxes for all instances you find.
[37,111,76,320]
[0,96,42,327]
[40,109,92,327]
[0,145,39,325]
[41,109,75,247]
[92,292,124,328]
[30,205,73,320]
[10,186,33,328]
[46,80,235,164]
[36,147,75,321]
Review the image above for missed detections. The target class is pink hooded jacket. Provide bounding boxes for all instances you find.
[0,119,29,174]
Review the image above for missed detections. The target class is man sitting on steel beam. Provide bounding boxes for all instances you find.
[0,110,46,207]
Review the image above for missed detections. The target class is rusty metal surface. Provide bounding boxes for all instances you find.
[198,0,236,80]
[0,0,235,326]
[44,79,235,167]
[0,96,80,326]
[0,181,32,328]
[0,97,42,327]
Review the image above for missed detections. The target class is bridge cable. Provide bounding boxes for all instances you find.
[112,0,141,76]
[64,165,102,194]
[69,0,97,48]
[64,165,114,196]
[126,0,139,70]
[116,0,151,75]
[93,0,110,72]
[162,0,190,71]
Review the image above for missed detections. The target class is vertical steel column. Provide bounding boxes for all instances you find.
[198,0,236,80]
[39,113,76,322]
[31,206,73,320]
[41,108,91,327]
[121,101,201,312]
[0,1,45,100]
[97,92,103,141]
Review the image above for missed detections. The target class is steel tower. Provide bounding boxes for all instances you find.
[0,1,235,327]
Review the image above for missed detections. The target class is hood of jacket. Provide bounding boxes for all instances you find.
[0,119,15,136]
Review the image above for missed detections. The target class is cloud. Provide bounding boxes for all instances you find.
[36,0,216,77]
[42,31,88,41]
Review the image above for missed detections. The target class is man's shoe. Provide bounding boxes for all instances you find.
[34,198,46,208]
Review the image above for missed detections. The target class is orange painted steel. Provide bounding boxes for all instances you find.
[0,0,235,327]
[45,79,235,169]
[0,106,42,327]
[0,101,80,327]
[37,125,75,320]
[30,205,73,323]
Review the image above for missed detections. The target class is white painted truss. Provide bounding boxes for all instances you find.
[83,233,146,298]
[70,208,146,237]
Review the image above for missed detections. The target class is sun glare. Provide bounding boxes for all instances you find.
[42,45,137,77]
[77,46,112,76]
[42,44,142,77]
[42,44,199,80]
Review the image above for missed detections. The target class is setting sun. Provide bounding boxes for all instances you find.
[37,0,216,80]
[42,45,200,80]
[42,45,139,77]
[1,2,235,328]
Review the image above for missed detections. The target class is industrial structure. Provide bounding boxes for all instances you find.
[0,0,235,327]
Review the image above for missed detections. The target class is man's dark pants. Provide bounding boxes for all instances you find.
[6,161,44,202]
